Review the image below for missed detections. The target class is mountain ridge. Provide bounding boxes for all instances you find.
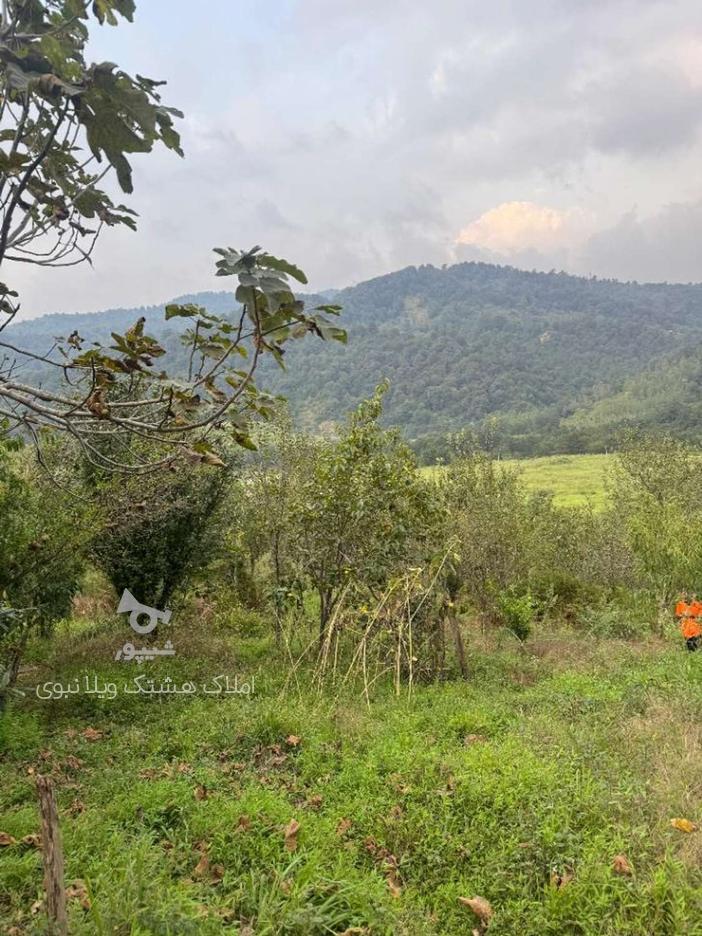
[5,261,702,457]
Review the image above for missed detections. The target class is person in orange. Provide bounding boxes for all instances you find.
[676,593,702,651]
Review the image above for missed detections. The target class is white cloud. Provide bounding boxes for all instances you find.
[456,202,586,254]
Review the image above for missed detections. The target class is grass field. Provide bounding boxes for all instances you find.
[423,454,613,509]
[2,621,702,934]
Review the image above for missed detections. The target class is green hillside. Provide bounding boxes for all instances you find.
[8,262,702,456]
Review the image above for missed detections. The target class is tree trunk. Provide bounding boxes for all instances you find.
[36,775,68,936]
[449,615,468,679]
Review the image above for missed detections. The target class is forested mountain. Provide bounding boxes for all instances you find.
[7,262,702,457]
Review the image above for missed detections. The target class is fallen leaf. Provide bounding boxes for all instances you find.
[236,815,251,831]
[30,899,44,915]
[138,768,160,780]
[612,853,633,876]
[549,868,574,889]
[671,817,698,833]
[385,856,402,898]
[66,880,91,910]
[458,896,493,924]
[286,735,301,747]
[193,853,210,879]
[210,863,225,885]
[284,818,300,852]
[81,727,103,742]
[64,754,84,771]
[20,834,41,849]
[464,734,487,746]
[336,818,353,836]
[0,832,17,846]
[305,794,323,810]
[194,784,209,801]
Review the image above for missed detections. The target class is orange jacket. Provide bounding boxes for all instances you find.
[682,617,702,639]
[676,600,690,618]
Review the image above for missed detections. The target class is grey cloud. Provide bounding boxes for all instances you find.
[578,202,702,283]
[10,0,702,317]
[587,66,702,157]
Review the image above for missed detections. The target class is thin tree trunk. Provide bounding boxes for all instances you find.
[36,775,67,936]
[449,615,468,679]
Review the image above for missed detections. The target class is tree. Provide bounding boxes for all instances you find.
[291,383,432,642]
[0,3,346,470]
[91,453,233,609]
[442,452,529,624]
[0,432,91,706]
[612,434,702,604]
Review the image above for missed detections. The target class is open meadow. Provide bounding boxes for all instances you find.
[2,619,702,935]
[422,454,612,509]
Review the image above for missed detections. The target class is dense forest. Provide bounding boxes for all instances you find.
[12,262,702,458]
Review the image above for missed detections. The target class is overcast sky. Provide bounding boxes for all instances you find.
[12,0,702,318]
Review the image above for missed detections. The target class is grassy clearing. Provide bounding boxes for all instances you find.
[2,623,702,934]
[422,454,612,509]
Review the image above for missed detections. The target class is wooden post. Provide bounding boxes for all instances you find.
[36,775,67,936]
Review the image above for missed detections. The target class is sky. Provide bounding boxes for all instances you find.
[12,0,702,318]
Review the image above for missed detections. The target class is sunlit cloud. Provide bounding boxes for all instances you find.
[456,201,582,254]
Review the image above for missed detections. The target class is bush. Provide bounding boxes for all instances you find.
[497,589,535,641]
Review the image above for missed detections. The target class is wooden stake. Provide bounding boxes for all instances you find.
[36,775,67,936]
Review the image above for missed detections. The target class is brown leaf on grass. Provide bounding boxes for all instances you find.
[138,768,160,780]
[64,754,84,772]
[30,899,44,915]
[194,784,209,801]
[284,818,300,852]
[612,853,633,876]
[305,794,323,810]
[236,815,251,832]
[81,727,103,742]
[193,853,211,879]
[177,762,192,774]
[549,868,574,889]
[66,880,91,910]
[20,834,41,849]
[385,857,402,898]
[210,863,225,885]
[458,895,493,924]
[336,818,353,837]
[0,832,17,846]
[464,734,487,746]
[670,817,698,833]
[286,735,302,747]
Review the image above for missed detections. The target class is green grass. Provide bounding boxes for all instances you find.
[2,624,702,934]
[423,454,613,509]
